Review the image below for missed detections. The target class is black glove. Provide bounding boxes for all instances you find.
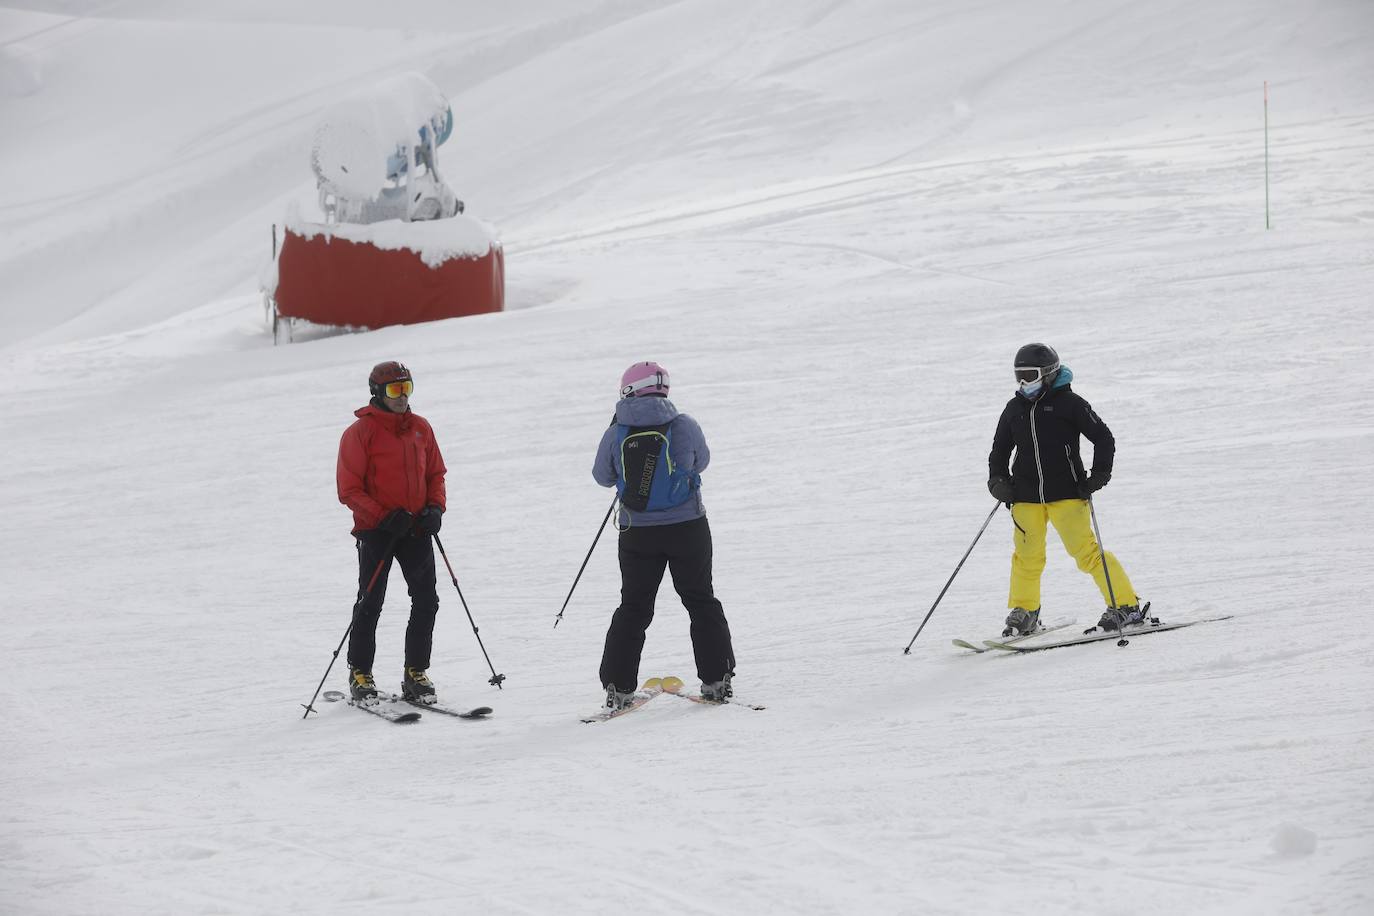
[1078,473,1111,498]
[379,508,414,538]
[987,476,1015,504]
[417,504,443,536]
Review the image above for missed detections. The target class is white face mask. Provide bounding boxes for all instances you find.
[1015,362,1057,398]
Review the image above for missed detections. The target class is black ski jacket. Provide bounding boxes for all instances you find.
[988,384,1114,504]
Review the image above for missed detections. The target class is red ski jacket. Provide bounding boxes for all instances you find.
[337,403,447,534]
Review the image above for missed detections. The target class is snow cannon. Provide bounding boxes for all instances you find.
[310,71,461,224]
[262,71,503,343]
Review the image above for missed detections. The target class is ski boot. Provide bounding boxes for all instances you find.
[348,667,379,705]
[701,673,733,702]
[1002,607,1041,637]
[402,667,437,704]
[1096,603,1148,632]
[604,684,637,711]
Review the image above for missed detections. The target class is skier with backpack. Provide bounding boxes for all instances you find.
[987,343,1144,637]
[592,362,736,709]
[336,361,448,704]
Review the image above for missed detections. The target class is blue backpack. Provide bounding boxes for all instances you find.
[616,422,698,511]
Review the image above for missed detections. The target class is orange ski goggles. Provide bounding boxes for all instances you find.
[382,379,414,399]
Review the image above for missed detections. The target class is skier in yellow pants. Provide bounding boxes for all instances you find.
[1008,500,1135,615]
[988,343,1144,637]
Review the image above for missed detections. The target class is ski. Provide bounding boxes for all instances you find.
[983,616,1234,653]
[953,620,1076,653]
[321,690,422,723]
[396,696,492,719]
[659,675,766,710]
[660,691,767,711]
[580,678,665,724]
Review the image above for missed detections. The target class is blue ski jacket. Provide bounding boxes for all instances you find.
[593,396,710,527]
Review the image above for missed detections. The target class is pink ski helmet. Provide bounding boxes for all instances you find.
[620,361,670,398]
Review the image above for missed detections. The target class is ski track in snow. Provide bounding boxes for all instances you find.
[3,1,1373,914]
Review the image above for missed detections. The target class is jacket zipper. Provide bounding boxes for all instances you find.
[399,420,418,507]
[1065,444,1078,482]
[406,433,417,505]
[1029,401,1046,502]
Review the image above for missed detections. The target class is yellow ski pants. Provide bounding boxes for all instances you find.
[1008,499,1136,610]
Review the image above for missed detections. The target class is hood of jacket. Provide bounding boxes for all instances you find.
[614,396,680,426]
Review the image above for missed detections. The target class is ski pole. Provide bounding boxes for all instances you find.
[1087,497,1119,609]
[433,534,507,688]
[301,534,401,719]
[1087,497,1130,646]
[553,495,617,628]
[903,500,1004,654]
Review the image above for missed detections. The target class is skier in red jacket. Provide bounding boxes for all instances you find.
[336,361,447,704]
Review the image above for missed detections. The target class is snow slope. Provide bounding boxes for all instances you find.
[2,1,1372,913]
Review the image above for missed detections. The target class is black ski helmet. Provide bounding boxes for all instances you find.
[1014,343,1060,387]
[368,360,412,398]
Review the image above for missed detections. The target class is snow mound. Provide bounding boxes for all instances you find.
[0,44,43,97]
[284,203,497,268]
[1270,823,1318,858]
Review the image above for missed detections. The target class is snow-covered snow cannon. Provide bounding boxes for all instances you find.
[262,71,503,343]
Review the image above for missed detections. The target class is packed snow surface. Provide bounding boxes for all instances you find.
[2,2,1372,914]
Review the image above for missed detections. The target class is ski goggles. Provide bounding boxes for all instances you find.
[1014,362,1058,393]
[382,379,414,398]
[620,370,669,398]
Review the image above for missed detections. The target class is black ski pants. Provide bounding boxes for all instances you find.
[599,515,734,691]
[347,529,439,673]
